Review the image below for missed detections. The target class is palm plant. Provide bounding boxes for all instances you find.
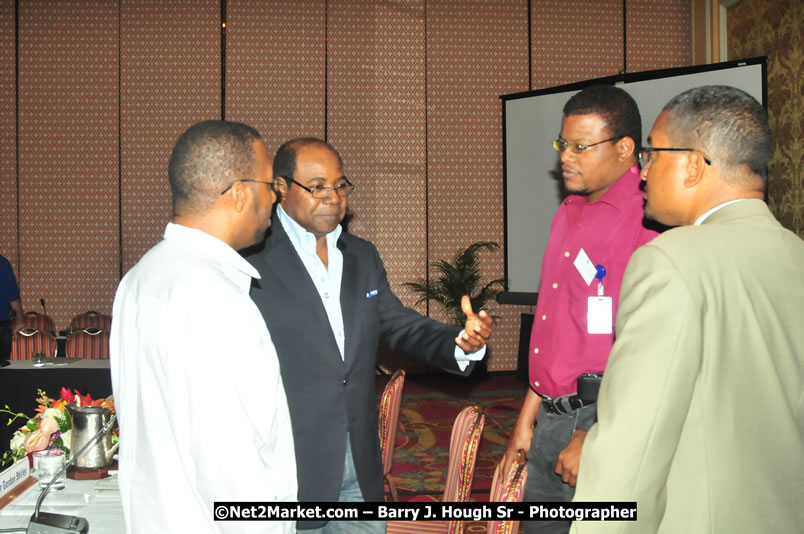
[402,241,507,326]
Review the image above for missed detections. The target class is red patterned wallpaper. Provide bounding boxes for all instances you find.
[427,0,530,371]
[328,0,429,318]
[120,0,221,272]
[17,0,119,330]
[2,0,693,369]
[0,0,16,272]
[532,0,624,88]
[226,0,326,152]
[626,0,690,73]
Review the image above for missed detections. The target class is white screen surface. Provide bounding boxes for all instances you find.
[502,60,765,297]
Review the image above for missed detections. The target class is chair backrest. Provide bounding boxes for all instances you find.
[65,328,110,359]
[22,311,55,334]
[487,449,528,534]
[378,369,406,476]
[70,311,112,331]
[11,327,57,360]
[442,404,485,503]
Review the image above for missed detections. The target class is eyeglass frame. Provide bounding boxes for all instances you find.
[552,136,622,154]
[279,176,355,199]
[639,147,712,166]
[219,179,280,196]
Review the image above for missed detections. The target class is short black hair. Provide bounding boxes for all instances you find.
[662,85,771,182]
[168,120,262,215]
[273,137,344,188]
[563,84,642,151]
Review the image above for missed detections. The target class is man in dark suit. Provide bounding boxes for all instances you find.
[246,137,493,533]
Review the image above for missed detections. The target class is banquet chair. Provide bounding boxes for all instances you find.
[11,327,57,360]
[378,369,406,501]
[22,311,56,334]
[65,327,110,359]
[486,449,528,534]
[386,404,486,534]
[70,311,112,331]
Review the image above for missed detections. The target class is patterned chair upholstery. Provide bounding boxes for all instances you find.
[65,327,110,359]
[487,449,528,534]
[70,311,112,331]
[386,404,486,534]
[378,369,406,502]
[22,311,56,334]
[11,327,57,360]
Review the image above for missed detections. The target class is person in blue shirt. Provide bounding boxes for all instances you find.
[0,254,24,361]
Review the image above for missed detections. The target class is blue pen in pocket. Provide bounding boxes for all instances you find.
[366,289,378,298]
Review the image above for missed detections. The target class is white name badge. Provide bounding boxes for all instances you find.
[574,248,597,286]
[587,296,613,334]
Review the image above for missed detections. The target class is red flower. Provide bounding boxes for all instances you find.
[60,387,75,404]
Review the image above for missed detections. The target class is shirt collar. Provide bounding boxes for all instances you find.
[694,199,746,225]
[163,222,260,280]
[276,204,342,253]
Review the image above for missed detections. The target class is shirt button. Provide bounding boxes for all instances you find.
[534,381,540,387]
[552,283,558,289]
[564,251,570,257]
[533,348,539,354]
[541,315,547,320]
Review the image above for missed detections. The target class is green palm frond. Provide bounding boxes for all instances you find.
[401,241,507,326]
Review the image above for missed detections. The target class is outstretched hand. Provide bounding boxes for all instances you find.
[455,295,493,353]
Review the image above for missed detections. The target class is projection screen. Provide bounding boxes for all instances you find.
[500,58,766,302]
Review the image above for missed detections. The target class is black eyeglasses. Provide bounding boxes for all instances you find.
[220,179,280,195]
[552,137,621,154]
[281,176,355,199]
[639,148,712,166]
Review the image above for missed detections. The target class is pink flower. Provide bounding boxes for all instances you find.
[23,416,59,453]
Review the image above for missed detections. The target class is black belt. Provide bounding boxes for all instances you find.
[541,394,594,415]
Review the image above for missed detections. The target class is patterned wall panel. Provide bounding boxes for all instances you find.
[0,0,17,271]
[626,0,690,73]
[327,0,428,311]
[17,0,119,330]
[226,0,326,152]
[532,0,624,88]
[729,0,803,238]
[426,0,530,372]
[120,0,221,272]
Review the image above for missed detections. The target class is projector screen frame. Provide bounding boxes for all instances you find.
[498,57,768,306]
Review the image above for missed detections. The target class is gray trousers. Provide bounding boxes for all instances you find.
[523,401,597,534]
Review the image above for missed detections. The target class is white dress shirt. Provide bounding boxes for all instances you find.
[276,205,484,368]
[110,223,296,533]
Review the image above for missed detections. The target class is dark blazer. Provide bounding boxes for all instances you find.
[246,218,468,525]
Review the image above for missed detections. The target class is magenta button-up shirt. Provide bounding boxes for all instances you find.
[529,165,657,398]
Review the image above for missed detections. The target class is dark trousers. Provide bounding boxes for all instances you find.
[523,402,597,534]
[0,319,12,361]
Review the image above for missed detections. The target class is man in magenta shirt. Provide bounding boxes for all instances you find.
[503,85,658,534]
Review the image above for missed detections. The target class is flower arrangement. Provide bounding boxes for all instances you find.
[0,388,115,468]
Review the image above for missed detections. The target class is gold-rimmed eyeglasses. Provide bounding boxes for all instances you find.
[552,137,621,154]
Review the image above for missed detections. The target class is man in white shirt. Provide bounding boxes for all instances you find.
[110,120,297,533]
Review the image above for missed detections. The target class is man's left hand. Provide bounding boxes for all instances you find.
[555,428,588,487]
[455,295,493,353]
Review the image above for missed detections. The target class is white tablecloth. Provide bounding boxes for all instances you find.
[0,475,124,532]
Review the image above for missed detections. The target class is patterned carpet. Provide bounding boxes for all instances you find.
[379,372,527,503]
